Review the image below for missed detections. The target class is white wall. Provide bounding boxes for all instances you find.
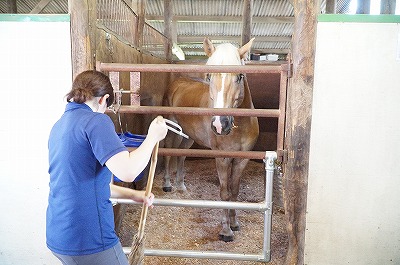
[305,17,400,264]
[0,15,72,265]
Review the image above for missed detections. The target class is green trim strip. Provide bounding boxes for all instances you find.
[0,14,70,22]
[318,14,400,23]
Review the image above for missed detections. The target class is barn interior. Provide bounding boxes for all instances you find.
[1,0,360,153]
[1,1,400,265]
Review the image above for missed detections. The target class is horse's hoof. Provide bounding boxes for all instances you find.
[176,184,187,192]
[163,186,172,192]
[230,224,240,231]
[218,234,234,242]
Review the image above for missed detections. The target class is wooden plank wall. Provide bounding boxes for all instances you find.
[69,0,170,135]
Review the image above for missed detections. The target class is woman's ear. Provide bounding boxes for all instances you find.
[99,94,110,106]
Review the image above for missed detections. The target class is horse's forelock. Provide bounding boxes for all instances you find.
[206,43,241,66]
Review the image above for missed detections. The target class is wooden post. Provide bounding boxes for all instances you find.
[241,0,253,47]
[68,0,97,79]
[325,0,336,14]
[7,0,17,13]
[284,0,318,264]
[136,0,146,51]
[164,0,173,62]
[380,0,396,14]
[357,0,371,14]
[30,0,52,14]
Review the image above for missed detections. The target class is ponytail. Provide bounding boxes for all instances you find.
[66,70,114,107]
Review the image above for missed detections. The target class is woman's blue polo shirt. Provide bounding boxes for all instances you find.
[46,102,127,255]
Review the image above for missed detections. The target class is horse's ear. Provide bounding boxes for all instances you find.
[239,37,255,59]
[203,38,215,57]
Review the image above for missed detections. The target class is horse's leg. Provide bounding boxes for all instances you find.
[229,158,249,231]
[163,155,173,192]
[163,132,182,192]
[215,157,235,242]
[175,137,194,192]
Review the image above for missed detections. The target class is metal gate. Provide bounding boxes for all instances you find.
[97,62,287,262]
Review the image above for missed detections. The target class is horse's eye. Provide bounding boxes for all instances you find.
[206,74,211,82]
[237,74,244,83]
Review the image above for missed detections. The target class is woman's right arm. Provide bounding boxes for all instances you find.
[105,116,167,182]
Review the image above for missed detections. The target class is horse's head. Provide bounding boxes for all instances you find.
[203,37,254,136]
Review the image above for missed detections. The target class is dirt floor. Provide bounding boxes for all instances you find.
[117,158,288,264]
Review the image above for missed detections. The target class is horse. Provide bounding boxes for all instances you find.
[163,38,259,242]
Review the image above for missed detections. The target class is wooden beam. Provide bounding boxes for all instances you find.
[356,0,370,14]
[29,0,51,14]
[182,47,290,55]
[325,0,336,14]
[251,48,290,54]
[380,0,396,14]
[146,15,295,24]
[136,0,146,49]
[283,0,318,264]
[68,0,97,79]
[177,35,291,44]
[164,0,173,61]
[7,0,17,13]
[241,0,253,46]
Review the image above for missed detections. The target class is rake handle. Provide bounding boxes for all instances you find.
[137,141,159,240]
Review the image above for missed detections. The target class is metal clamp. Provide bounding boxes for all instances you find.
[107,89,123,114]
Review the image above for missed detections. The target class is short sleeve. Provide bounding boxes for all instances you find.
[85,114,127,165]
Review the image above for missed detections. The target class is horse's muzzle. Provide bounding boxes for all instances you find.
[211,116,234,135]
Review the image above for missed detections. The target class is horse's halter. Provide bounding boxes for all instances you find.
[207,72,245,134]
[206,73,245,108]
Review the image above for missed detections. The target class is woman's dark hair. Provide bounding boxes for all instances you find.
[66,70,114,107]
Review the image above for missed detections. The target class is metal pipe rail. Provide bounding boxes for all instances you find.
[96,61,287,73]
[112,151,277,263]
[130,147,284,160]
[98,60,288,157]
[127,249,269,262]
[111,105,280,118]
[98,62,285,262]
[111,198,268,211]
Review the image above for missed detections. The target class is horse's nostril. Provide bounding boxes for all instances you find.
[210,116,234,136]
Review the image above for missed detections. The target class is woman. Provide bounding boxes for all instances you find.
[46,70,168,265]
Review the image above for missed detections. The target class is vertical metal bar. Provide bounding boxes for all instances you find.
[262,151,277,262]
[130,72,140,106]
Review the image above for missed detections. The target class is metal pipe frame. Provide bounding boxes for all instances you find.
[111,105,280,117]
[129,147,284,160]
[113,151,277,263]
[98,61,288,161]
[98,62,284,262]
[96,61,287,74]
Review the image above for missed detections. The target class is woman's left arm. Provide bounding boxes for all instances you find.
[110,184,154,207]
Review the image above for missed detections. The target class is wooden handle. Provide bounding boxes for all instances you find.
[137,141,159,240]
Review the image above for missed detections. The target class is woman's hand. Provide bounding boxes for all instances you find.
[147,116,168,143]
[110,184,155,208]
[131,190,155,209]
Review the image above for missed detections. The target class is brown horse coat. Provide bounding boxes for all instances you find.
[163,38,259,242]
